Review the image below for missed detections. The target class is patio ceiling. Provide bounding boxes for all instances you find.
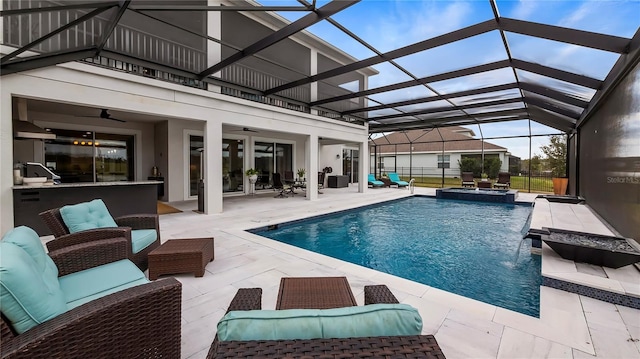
[1,0,638,135]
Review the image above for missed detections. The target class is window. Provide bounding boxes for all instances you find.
[44,129,134,183]
[438,154,450,169]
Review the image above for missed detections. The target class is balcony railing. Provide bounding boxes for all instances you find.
[220,63,310,103]
[2,1,352,120]
[2,1,207,73]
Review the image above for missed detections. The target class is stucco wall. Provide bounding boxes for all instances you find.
[579,61,640,240]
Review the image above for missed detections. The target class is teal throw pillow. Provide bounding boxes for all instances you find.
[217,303,422,341]
[60,199,118,233]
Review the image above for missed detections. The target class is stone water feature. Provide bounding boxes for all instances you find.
[541,228,640,268]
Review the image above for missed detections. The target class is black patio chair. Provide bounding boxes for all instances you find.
[272,173,291,198]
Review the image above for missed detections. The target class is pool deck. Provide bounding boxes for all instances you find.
[124,186,638,358]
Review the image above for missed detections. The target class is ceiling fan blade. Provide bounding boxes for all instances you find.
[100,109,126,122]
[243,127,258,132]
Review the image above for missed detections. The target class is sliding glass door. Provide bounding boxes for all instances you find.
[189,135,203,197]
[343,148,359,183]
[222,139,244,193]
[254,141,293,189]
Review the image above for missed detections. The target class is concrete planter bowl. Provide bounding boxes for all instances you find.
[541,228,640,269]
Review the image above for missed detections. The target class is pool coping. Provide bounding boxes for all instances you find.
[247,194,532,233]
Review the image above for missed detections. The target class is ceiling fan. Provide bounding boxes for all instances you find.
[77,109,126,123]
[230,127,258,133]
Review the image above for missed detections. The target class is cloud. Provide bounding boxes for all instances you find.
[361,0,474,52]
[559,1,592,27]
[407,1,473,40]
[509,0,539,20]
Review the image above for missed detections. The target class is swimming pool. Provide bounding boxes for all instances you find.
[252,196,541,317]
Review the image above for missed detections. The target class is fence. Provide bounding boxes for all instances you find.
[374,167,554,193]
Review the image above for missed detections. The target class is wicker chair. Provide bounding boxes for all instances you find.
[207,285,446,358]
[39,207,160,270]
[1,238,182,359]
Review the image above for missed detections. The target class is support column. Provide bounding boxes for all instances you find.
[310,49,318,115]
[358,137,368,193]
[204,120,223,213]
[305,134,319,200]
[0,85,14,234]
[207,0,222,93]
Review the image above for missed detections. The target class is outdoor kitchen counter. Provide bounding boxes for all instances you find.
[13,181,160,236]
[12,180,162,189]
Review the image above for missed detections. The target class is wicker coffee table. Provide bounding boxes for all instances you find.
[148,237,214,280]
[276,276,357,310]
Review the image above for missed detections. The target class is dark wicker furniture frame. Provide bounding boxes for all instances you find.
[207,283,446,358]
[148,237,214,280]
[1,237,182,359]
[39,207,161,270]
[461,172,475,187]
[276,276,357,309]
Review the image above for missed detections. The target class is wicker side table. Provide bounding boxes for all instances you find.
[477,180,492,189]
[276,276,357,310]
[148,237,214,280]
[378,178,391,187]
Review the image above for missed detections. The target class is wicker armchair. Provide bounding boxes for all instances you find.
[207,285,446,358]
[0,238,182,359]
[39,207,160,270]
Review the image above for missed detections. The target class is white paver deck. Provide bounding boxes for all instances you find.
[154,186,639,359]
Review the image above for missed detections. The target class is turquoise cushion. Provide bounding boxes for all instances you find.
[60,199,117,233]
[131,229,157,254]
[0,241,67,334]
[59,259,149,309]
[217,303,422,341]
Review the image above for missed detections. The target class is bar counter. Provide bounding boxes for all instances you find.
[13,181,161,236]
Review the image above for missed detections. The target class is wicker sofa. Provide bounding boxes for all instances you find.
[0,227,181,359]
[39,200,160,270]
[207,285,446,358]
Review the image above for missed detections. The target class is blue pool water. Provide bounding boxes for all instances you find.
[253,196,541,317]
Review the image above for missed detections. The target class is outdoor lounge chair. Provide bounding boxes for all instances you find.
[367,174,384,188]
[206,284,446,358]
[39,199,160,271]
[0,226,182,359]
[387,172,409,188]
[461,172,475,187]
[493,172,511,189]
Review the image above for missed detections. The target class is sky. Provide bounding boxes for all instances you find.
[257,0,639,159]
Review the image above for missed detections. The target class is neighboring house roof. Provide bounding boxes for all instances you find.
[370,126,507,153]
